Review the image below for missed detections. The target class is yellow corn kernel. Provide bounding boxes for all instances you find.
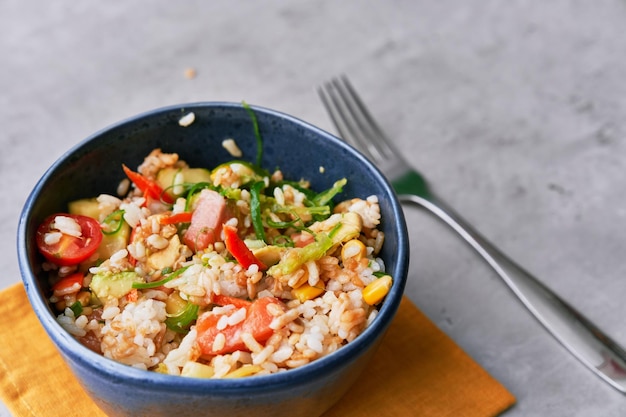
[154,363,169,374]
[341,239,367,265]
[292,283,325,302]
[224,364,263,378]
[362,275,392,305]
[181,361,215,378]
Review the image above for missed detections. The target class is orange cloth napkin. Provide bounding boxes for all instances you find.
[0,283,515,417]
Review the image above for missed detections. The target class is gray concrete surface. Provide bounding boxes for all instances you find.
[2,1,626,415]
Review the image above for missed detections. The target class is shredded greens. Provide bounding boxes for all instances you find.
[267,232,334,277]
[166,302,199,334]
[69,300,83,316]
[132,266,191,290]
[313,178,347,207]
[242,101,263,168]
[250,181,267,242]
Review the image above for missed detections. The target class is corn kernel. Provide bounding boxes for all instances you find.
[224,364,263,378]
[362,275,392,305]
[181,361,215,378]
[292,283,325,302]
[154,363,169,374]
[341,239,367,265]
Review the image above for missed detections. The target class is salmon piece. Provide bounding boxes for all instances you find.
[183,189,227,252]
[196,297,284,356]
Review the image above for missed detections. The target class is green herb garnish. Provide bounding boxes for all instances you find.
[242,101,263,168]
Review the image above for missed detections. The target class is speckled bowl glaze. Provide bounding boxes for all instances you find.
[17,102,409,417]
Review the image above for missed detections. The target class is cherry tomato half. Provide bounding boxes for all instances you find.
[35,213,103,266]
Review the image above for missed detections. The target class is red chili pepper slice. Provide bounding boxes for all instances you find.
[122,164,174,204]
[223,225,267,271]
[159,212,193,225]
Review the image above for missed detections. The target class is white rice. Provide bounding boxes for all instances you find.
[178,112,195,127]
[222,139,242,157]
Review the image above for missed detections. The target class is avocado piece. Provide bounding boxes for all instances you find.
[146,234,183,271]
[329,212,362,246]
[90,271,143,300]
[252,245,287,267]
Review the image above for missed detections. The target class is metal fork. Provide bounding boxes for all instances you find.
[318,75,626,393]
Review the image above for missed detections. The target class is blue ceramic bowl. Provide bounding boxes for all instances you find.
[17,102,409,417]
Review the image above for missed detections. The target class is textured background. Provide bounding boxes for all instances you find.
[2,1,626,415]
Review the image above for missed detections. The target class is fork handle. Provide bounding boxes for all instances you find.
[399,193,626,393]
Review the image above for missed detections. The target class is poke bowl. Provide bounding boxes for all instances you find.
[17,102,409,417]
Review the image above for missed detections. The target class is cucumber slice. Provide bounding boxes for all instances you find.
[210,160,266,185]
[68,198,101,219]
[98,222,131,260]
[68,197,130,261]
[157,167,212,198]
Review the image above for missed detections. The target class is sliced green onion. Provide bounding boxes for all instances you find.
[101,209,125,235]
[328,222,343,239]
[313,178,347,206]
[272,235,294,247]
[69,301,83,316]
[165,302,199,334]
[132,266,190,289]
[242,101,263,168]
[250,181,266,242]
[266,216,301,229]
[297,205,331,217]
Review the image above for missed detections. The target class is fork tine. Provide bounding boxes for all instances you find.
[319,76,402,164]
[332,75,399,162]
[318,79,375,159]
[317,82,352,144]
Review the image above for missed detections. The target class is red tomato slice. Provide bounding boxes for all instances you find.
[51,272,84,292]
[196,297,283,356]
[36,214,103,266]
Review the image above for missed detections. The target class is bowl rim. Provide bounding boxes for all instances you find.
[17,101,410,393]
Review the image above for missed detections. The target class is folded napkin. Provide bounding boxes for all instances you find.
[0,283,515,417]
